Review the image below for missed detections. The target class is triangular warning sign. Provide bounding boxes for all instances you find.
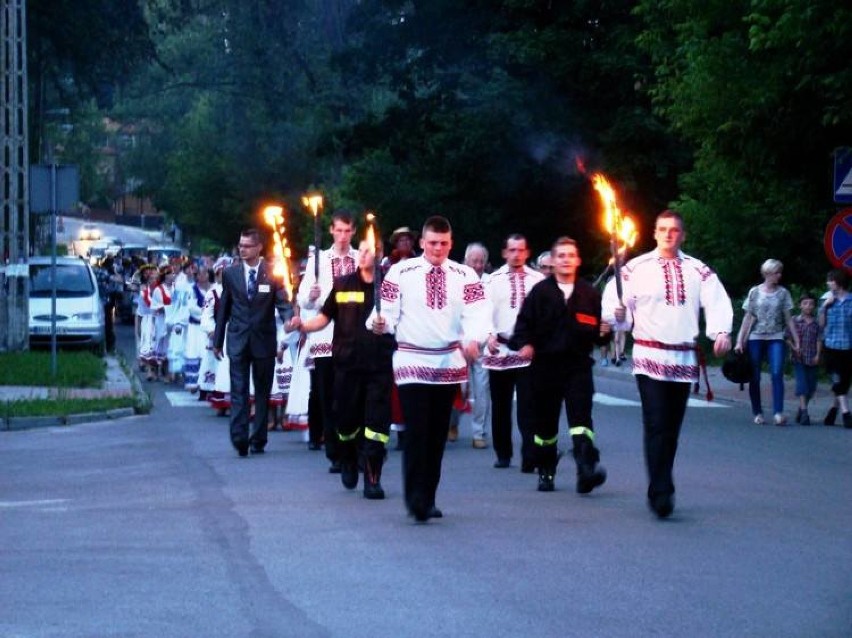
[839,167,852,196]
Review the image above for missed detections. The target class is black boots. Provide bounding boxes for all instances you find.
[537,449,561,492]
[363,455,385,500]
[573,437,607,495]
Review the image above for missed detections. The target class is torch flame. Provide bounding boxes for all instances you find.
[364,212,378,257]
[301,194,323,218]
[262,204,294,302]
[591,172,638,256]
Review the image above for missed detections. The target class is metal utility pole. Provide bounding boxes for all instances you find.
[0,0,30,352]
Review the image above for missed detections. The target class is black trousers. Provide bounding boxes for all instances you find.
[333,366,393,462]
[229,351,275,450]
[824,347,852,396]
[489,366,535,464]
[310,357,337,461]
[398,383,458,512]
[635,375,691,499]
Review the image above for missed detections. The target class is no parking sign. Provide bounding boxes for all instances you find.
[823,208,852,270]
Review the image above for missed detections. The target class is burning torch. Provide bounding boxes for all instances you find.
[365,211,382,315]
[262,204,296,304]
[592,173,637,301]
[301,193,323,279]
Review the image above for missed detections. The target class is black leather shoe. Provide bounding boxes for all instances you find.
[427,506,443,519]
[649,493,675,519]
[493,458,511,469]
[250,445,265,455]
[236,444,249,458]
[520,459,536,474]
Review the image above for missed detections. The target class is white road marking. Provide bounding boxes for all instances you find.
[0,499,69,509]
[165,392,210,408]
[593,392,729,408]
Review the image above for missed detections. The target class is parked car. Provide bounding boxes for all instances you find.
[78,223,102,241]
[147,245,184,267]
[28,256,105,354]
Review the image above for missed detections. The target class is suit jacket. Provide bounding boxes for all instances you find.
[213,260,292,359]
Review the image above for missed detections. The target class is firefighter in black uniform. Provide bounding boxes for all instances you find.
[289,238,395,499]
[509,236,612,493]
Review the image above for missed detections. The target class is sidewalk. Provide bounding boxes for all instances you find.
[0,356,139,430]
[594,355,834,423]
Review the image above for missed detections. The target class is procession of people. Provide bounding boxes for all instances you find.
[119,206,849,524]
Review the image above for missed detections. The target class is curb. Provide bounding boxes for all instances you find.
[0,354,149,432]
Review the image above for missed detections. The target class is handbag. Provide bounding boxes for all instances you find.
[722,349,751,389]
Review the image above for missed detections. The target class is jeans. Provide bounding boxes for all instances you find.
[747,339,786,416]
[793,363,818,401]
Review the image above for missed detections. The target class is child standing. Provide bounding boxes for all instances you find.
[788,292,821,425]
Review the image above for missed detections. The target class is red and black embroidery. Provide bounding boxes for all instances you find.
[632,357,697,380]
[395,365,467,383]
[331,255,356,279]
[509,272,527,309]
[463,282,485,304]
[659,258,686,306]
[381,279,399,303]
[426,266,447,309]
[310,342,333,357]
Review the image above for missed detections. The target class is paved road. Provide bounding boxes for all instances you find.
[1,326,850,637]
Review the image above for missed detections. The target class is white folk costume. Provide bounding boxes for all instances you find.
[197,283,222,394]
[164,280,189,376]
[183,282,210,391]
[371,255,492,520]
[138,282,170,369]
[602,248,733,386]
[481,264,544,371]
[297,246,359,363]
[481,263,544,468]
[373,256,493,384]
[601,245,733,515]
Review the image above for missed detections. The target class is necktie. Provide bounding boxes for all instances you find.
[247,268,257,302]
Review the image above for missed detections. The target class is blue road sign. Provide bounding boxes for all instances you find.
[834,148,852,204]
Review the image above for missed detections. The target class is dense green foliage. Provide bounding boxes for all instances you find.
[29,0,852,295]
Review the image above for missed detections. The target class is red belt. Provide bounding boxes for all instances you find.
[633,339,714,401]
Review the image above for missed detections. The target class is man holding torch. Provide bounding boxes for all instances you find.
[602,210,732,519]
[370,216,493,522]
[289,236,395,499]
[297,210,358,467]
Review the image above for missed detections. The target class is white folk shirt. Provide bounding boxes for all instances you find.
[297,246,358,359]
[602,248,733,383]
[371,256,493,385]
[481,264,544,370]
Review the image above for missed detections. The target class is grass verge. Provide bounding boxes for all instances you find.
[0,351,105,387]
[4,396,136,418]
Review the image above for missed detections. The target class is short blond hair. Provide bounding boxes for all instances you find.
[760,259,783,276]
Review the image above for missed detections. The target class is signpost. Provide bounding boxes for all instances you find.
[30,163,79,374]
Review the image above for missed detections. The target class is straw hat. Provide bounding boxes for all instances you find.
[390,226,416,244]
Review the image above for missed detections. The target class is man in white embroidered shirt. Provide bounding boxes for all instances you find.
[602,210,732,519]
[371,216,493,522]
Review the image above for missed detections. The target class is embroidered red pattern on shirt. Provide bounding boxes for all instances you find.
[426,267,447,309]
[395,365,467,383]
[310,342,332,357]
[331,255,356,279]
[660,258,686,306]
[509,272,527,309]
[633,357,698,380]
[463,282,485,304]
[381,279,399,302]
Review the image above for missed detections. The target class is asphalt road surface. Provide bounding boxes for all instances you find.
[1,325,850,637]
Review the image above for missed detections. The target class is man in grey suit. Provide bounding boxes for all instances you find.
[213,228,292,457]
